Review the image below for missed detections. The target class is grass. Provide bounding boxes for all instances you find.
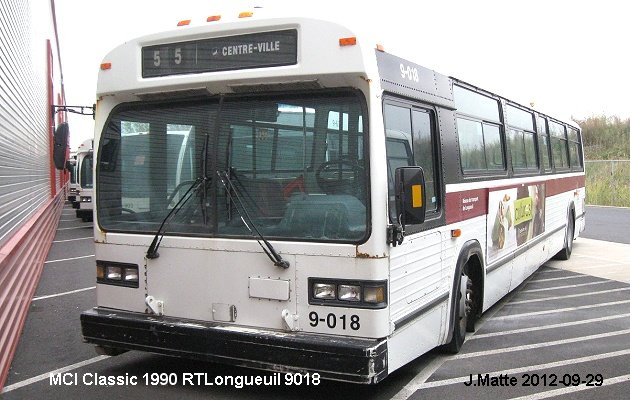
[572,115,630,206]
[576,115,630,160]
[585,161,630,207]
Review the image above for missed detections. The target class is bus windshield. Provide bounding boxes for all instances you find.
[97,91,368,242]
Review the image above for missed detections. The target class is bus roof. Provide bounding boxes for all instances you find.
[97,12,577,131]
[76,138,93,154]
[97,16,375,98]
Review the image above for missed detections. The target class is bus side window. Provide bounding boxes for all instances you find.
[567,127,583,171]
[537,116,552,172]
[384,104,413,222]
[549,120,569,170]
[412,109,438,212]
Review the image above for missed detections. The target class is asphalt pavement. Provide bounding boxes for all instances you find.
[581,205,630,244]
[2,203,629,399]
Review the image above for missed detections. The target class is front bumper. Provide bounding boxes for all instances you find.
[81,307,388,384]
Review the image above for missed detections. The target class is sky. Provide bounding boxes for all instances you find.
[54,0,630,150]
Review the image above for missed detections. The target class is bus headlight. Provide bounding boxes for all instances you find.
[106,266,122,280]
[124,268,139,283]
[313,283,336,299]
[97,260,139,288]
[309,279,387,308]
[338,285,361,302]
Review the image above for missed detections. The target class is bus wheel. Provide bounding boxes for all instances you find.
[444,270,471,354]
[465,275,476,333]
[554,214,574,260]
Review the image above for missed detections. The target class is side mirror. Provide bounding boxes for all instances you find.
[53,122,69,170]
[394,166,426,228]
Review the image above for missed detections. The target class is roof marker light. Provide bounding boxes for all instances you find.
[100,63,111,70]
[339,37,357,46]
[239,11,253,18]
[207,15,221,22]
[376,44,385,52]
[177,19,191,27]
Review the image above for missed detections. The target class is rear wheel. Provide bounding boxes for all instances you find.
[554,213,574,260]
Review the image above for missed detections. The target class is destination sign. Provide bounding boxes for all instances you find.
[142,29,298,78]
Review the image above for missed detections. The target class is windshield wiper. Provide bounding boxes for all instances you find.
[146,177,203,259]
[216,170,290,269]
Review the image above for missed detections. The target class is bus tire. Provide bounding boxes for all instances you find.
[443,269,471,354]
[465,274,476,333]
[554,211,574,261]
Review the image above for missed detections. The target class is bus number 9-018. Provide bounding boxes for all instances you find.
[309,311,360,330]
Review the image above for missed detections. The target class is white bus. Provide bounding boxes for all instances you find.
[67,152,78,206]
[81,12,585,384]
[76,139,94,221]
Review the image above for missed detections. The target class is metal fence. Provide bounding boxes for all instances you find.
[585,160,630,207]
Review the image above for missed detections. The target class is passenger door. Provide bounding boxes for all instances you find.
[384,101,446,323]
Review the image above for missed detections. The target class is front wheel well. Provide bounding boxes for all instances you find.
[445,241,485,345]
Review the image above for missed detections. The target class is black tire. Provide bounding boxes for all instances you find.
[443,271,472,354]
[465,276,476,333]
[554,213,574,260]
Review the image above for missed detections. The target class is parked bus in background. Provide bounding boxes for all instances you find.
[81,11,585,383]
[76,139,94,222]
[67,152,78,207]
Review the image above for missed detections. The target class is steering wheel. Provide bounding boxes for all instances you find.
[315,158,364,195]
[166,180,197,206]
[119,207,138,220]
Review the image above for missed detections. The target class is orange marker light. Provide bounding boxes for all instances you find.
[239,11,254,18]
[376,44,385,52]
[339,37,357,46]
[177,19,191,27]
[207,15,221,22]
[100,62,112,70]
[451,229,462,238]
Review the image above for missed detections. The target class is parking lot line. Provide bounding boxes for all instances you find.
[1,356,108,394]
[527,275,590,283]
[535,269,567,274]
[391,355,451,400]
[32,286,95,301]
[506,373,630,400]
[57,226,93,231]
[492,299,630,320]
[44,254,94,264]
[452,328,630,360]
[52,236,93,243]
[508,287,630,305]
[403,349,630,391]
[391,275,536,400]
[469,313,630,340]
[522,280,610,293]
